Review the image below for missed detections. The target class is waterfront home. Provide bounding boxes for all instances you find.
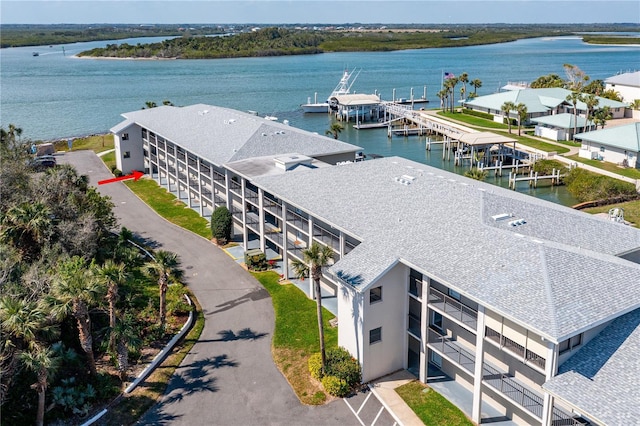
[111,104,640,426]
[530,113,596,141]
[463,87,628,124]
[575,122,640,168]
[605,71,640,106]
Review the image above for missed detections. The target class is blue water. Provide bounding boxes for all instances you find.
[2,35,639,205]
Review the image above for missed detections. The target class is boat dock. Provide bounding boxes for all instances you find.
[508,168,565,189]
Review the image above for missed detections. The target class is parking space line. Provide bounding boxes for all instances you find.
[356,392,373,415]
[343,399,366,426]
[371,406,386,426]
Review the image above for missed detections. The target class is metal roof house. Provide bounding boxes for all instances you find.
[575,122,640,168]
[463,88,628,124]
[111,104,640,426]
[605,71,640,104]
[530,113,596,141]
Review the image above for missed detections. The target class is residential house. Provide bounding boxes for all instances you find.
[575,122,640,168]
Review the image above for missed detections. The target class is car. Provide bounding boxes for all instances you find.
[30,155,57,171]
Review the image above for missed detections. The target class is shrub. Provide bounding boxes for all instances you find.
[308,352,323,380]
[532,159,568,176]
[210,206,232,244]
[321,375,350,397]
[245,249,268,271]
[166,284,191,316]
[565,168,637,203]
[324,347,361,387]
[461,108,494,120]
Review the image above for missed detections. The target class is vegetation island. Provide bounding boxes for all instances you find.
[1,23,639,57]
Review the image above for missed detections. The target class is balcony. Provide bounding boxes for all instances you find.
[486,327,546,371]
[245,187,259,206]
[428,287,477,330]
[408,314,421,338]
[427,329,580,424]
[313,224,340,251]
[264,198,283,218]
[286,209,309,233]
[344,240,359,255]
[245,210,260,232]
[229,179,242,195]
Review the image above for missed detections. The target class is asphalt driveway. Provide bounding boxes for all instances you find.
[59,151,361,425]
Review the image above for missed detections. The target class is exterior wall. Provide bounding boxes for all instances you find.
[115,125,145,174]
[337,284,364,370]
[315,152,358,165]
[358,263,407,382]
[580,142,638,168]
[605,82,640,104]
[535,126,566,141]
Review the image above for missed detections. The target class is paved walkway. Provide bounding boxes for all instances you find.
[60,150,405,425]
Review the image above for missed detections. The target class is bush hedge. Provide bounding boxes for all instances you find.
[308,353,323,380]
[461,108,494,121]
[210,206,232,244]
[321,375,350,398]
[564,168,638,203]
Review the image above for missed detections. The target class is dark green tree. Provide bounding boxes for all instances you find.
[210,206,233,245]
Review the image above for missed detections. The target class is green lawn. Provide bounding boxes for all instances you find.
[124,178,212,240]
[101,150,117,171]
[53,133,114,154]
[566,155,640,180]
[396,381,474,426]
[253,271,338,405]
[583,199,640,226]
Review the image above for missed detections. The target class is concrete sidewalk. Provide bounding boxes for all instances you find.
[369,370,424,426]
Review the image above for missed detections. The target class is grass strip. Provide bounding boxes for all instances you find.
[124,178,212,240]
[566,155,640,180]
[395,380,474,426]
[53,133,115,153]
[252,271,338,405]
[583,199,640,226]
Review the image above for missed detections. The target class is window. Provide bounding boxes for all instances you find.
[559,333,583,354]
[370,286,382,303]
[369,327,382,344]
[430,351,442,368]
[121,133,129,141]
[123,151,131,159]
[600,146,606,153]
[431,311,443,333]
[448,289,461,301]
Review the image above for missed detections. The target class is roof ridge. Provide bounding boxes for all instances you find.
[538,243,560,339]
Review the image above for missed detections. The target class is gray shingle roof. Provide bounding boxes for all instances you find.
[111,104,361,166]
[543,308,640,426]
[605,71,640,88]
[252,156,640,341]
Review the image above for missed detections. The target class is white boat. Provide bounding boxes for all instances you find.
[301,69,360,113]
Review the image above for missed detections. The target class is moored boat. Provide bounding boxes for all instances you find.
[301,68,360,113]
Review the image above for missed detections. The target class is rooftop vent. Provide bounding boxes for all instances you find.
[395,174,416,186]
[198,109,209,116]
[508,218,527,227]
[492,213,513,222]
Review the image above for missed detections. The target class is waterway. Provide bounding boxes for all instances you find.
[2,35,639,205]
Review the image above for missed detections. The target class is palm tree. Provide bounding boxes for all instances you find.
[112,313,141,381]
[49,256,104,376]
[501,101,516,133]
[565,91,583,137]
[437,89,448,112]
[20,344,61,426]
[459,72,469,97]
[470,78,482,95]
[290,242,334,371]
[325,122,344,140]
[593,106,612,129]
[143,101,157,109]
[143,250,183,330]
[583,94,599,133]
[93,260,126,351]
[0,202,52,261]
[0,297,58,405]
[516,103,528,136]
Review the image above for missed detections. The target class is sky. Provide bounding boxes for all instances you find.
[1,0,639,25]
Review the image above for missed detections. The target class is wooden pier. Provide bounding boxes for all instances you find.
[508,169,564,189]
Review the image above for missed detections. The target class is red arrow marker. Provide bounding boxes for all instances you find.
[98,170,144,185]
